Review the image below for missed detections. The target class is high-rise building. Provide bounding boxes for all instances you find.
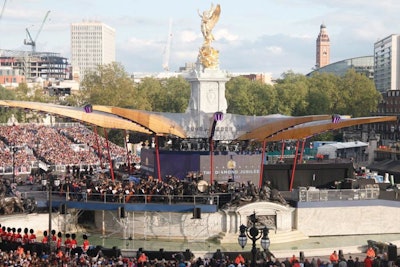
[316,24,330,69]
[71,21,115,81]
[374,34,400,92]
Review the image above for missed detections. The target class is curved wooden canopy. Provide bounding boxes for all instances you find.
[237,115,332,141]
[0,100,395,142]
[265,116,397,142]
[92,105,187,138]
[0,100,152,134]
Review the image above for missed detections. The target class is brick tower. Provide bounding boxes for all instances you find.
[316,24,330,69]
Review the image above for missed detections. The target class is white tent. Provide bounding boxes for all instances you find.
[317,141,368,159]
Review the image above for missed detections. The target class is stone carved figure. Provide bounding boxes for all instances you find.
[270,188,288,206]
[259,181,272,201]
[197,4,221,69]
[0,181,25,214]
[245,181,259,201]
[222,180,288,208]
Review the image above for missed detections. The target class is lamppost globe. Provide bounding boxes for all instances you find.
[261,237,270,250]
[261,226,270,250]
[238,224,247,248]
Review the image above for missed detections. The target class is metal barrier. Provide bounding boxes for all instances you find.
[22,190,220,207]
[297,187,380,202]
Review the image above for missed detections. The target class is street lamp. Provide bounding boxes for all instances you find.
[238,212,270,267]
[42,171,60,253]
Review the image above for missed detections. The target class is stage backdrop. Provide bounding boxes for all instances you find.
[140,149,261,184]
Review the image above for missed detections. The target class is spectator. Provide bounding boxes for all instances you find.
[330,251,339,264]
[235,253,245,266]
[364,256,373,267]
[366,247,376,259]
[347,255,355,267]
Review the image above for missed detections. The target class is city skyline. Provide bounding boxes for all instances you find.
[1,0,400,78]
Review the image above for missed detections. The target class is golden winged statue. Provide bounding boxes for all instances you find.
[198,3,221,46]
[198,4,221,69]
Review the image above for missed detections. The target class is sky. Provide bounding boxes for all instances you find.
[1,0,400,78]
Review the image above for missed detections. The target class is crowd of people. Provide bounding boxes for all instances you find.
[0,222,100,266]
[0,123,137,175]
[324,248,399,267]
[0,224,394,267]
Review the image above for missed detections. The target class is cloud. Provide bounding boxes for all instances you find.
[125,37,160,51]
[265,46,284,55]
[214,29,239,42]
[177,30,198,43]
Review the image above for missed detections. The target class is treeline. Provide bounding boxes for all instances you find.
[0,62,381,143]
[0,62,381,118]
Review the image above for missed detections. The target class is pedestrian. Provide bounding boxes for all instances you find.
[338,257,347,267]
[364,256,373,267]
[347,255,355,267]
[329,251,339,264]
[235,253,245,266]
[366,247,376,259]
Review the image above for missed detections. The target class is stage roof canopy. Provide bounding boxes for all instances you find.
[0,100,396,141]
[0,100,185,136]
[263,116,397,142]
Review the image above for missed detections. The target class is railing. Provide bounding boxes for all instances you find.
[0,165,32,177]
[296,187,380,202]
[21,190,221,207]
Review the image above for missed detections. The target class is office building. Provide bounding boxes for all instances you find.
[374,34,400,92]
[71,21,115,81]
[316,24,330,69]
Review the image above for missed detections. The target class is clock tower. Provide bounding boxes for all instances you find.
[316,24,330,69]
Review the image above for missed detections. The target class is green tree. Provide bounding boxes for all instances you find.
[226,76,254,115]
[339,69,381,117]
[13,82,54,102]
[160,77,190,113]
[274,71,309,116]
[61,93,86,107]
[307,72,339,115]
[135,77,163,111]
[0,86,16,123]
[248,81,277,115]
[11,83,55,122]
[80,62,143,109]
[0,85,16,100]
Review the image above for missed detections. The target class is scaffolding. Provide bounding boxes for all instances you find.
[0,49,69,81]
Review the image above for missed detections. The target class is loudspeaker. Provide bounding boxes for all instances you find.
[388,245,397,261]
[60,204,66,214]
[193,207,201,219]
[119,207,125,218]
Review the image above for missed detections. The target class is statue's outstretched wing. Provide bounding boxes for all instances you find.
[208,4,221,32]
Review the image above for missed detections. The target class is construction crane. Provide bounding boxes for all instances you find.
[24,10,50,53]
[0,0,7,22]
[162,18,173,71]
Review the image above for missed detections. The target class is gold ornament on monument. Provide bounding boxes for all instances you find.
[198,4,221,69]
